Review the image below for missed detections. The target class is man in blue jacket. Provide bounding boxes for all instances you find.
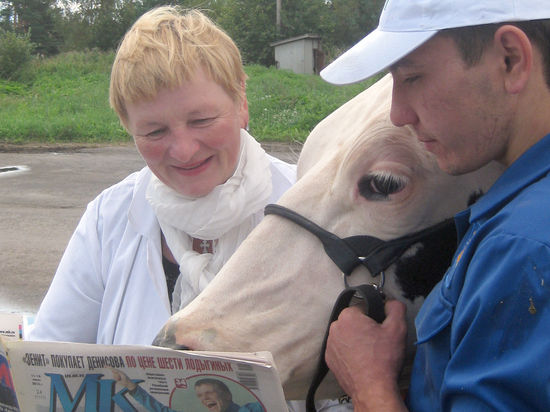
[321,0,550,410]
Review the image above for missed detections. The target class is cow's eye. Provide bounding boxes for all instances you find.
[358,173,406,200]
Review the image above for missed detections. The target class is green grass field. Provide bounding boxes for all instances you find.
[0,51,375,145]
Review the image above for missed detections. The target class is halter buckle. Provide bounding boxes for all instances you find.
[343,269,385,292]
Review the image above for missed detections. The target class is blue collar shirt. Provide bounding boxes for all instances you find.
[408,134,550,411]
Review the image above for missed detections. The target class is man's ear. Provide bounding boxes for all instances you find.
[494,25,533,94]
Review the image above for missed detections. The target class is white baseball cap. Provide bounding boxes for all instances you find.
[321,0,550,85]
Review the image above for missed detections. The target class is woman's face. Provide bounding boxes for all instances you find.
[127,66,248,198]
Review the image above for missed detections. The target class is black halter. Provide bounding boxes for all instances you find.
[263,203,455,411]
[264,204,454,281]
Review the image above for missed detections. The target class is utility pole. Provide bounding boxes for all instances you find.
[276,0,281,33]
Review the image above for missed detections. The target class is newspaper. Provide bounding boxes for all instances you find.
[0,338,288,412]
[0,313,34,342]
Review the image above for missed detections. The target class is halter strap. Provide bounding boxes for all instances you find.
[264,203,456,411]
[305,284,385,412]
[265,204,455,277]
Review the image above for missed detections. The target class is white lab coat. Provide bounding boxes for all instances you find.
[29,155,295,345]
[28,155,353,411]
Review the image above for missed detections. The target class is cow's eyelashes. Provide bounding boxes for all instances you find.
[358,173,407,200]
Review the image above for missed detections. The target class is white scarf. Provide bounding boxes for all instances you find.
[146,130,272,312]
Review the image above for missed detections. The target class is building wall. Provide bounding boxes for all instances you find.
[273,38,320,75]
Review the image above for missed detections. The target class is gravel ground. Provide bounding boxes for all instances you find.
[0,142,302,314]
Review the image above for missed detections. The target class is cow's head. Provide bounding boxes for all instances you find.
[154,75,504,399]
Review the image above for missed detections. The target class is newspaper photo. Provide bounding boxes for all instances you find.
[0,339,287,411]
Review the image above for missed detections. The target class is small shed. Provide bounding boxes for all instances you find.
[270,34,324,75]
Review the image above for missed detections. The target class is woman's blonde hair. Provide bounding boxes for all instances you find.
[109,6,247,128]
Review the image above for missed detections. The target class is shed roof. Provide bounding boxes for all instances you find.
[270,34,321,47]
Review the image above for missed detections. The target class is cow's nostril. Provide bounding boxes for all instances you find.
[152,323,190,350]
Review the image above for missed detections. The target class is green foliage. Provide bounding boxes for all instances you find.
[1,0,387,66]
[245,65,371,141]
[0,50,128,143]
[217,0,278,66]
[327,0,386,50]
[0,52,376,145]
[0,79,27,95]
[0,29,34,80]
[212,0,386,66]
[11,0,62,55]
[62,0,144,52]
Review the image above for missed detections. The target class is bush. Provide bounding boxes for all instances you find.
[0,29,34,80]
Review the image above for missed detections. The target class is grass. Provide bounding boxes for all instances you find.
[0,51,375,145]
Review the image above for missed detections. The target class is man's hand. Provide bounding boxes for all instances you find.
[325,300,408,412]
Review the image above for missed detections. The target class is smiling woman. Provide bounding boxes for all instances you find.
[126,67,246,198]
[25,7,354,412]
[26,2,295,371]
[28,5,297,336]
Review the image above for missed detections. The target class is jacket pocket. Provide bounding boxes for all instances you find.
[415,288,454,344]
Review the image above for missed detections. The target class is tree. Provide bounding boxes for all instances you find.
[217,0,278,66]
[0,0,388,65]
[0,1,15,31]
[278,0,333,39]
[9,0,62,55]
[0,28,33,79]
[328,0,385,48]
[215,0,385,67]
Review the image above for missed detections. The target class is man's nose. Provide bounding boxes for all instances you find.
[390,87,419,127]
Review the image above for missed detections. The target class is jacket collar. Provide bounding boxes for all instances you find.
[128,167,159,239]
[469,133,550,223]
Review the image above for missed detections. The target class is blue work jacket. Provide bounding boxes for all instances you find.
[408,134,550,411]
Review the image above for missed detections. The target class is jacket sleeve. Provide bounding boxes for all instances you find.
[129,385,178,412]
[28,191,109,343]
[441,234,550,410]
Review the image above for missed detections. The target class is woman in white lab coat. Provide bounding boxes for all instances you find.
[29,6,295,345]
[29,7,351,412]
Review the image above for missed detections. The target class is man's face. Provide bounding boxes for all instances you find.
[195,383,232,412]
[389,34,514,175]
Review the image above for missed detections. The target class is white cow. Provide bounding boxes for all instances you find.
[153,75,504,400]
